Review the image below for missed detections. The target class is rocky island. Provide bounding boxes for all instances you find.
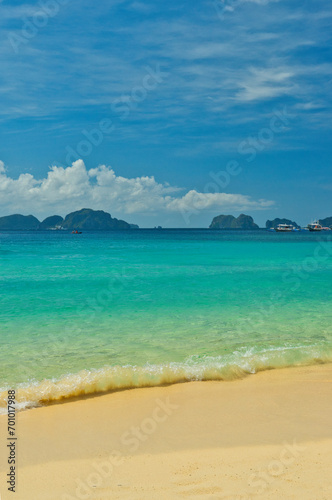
[209,214,259,229]
[0,209,139,231]
[319,216,332,227]
[0,214,40,231]
[61,209,132,230]
[38,215,64,230]
[266,218,300,229]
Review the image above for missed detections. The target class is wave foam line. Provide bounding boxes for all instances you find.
[0,344,332,413]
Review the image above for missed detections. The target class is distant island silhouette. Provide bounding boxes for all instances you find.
[0,209,139,231]
[0,209,331,230]
[209,214,259,229]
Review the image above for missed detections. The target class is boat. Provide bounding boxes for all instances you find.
[307,221,322,232]
[275,224,295,232]
[72,230,82,234]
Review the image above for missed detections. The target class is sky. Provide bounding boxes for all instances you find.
[0,0,331,227]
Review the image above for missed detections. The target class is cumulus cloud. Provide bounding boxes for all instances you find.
[0,160,274,220]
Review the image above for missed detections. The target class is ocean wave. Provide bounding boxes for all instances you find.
[0,344,331,414]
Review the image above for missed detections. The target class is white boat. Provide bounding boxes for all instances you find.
[275,224,295,232]
[307,221,322,232]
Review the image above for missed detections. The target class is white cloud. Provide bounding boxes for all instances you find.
[167,190,273,212]
[0,160,274,220]
[1,0,331,134]
[241,0,280,4]
[235,67,295,102]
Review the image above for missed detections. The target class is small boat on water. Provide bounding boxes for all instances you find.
[307,221,322,232]
[275,224,295,232]
[72,230,82,234]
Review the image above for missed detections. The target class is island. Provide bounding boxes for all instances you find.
[0,214,40,231]
[61,209,132,230]
[319,216,332,227]
[266,218,300,229]
[209,214,259,229]
[38,215,64,230]
[0,209,139,231]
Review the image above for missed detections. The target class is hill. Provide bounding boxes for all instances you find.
[209,214,259,229]
[266,218,300,229]
[61,208,132,230]
[0,209,138,230]
[319,216,332,227]
[38,215,64,230]
[0,214,40,230]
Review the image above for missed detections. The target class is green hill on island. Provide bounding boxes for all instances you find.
[209,214,259,229]
[0,214,40,230]
[38,215,64,230]
[266,218,300,229]
[319,216,332,227]
[61,208,132,230]
[0,209,138,230]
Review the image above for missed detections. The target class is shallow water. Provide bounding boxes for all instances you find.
[0,229,331,411]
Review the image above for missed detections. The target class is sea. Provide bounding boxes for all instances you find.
[1,229,332,412]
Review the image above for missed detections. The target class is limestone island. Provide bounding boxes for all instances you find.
[0,208,139,231]
[209,214,259,229]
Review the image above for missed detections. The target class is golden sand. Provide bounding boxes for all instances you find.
[0,364,331,499]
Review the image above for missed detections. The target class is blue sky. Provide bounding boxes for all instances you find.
[0,0,331,227]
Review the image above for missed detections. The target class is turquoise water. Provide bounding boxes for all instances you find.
[1,229,332,411]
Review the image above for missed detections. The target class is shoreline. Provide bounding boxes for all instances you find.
[2,356,332,415]
[0,363,331,499]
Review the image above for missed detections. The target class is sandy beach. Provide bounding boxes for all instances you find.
[0,364,331,500]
